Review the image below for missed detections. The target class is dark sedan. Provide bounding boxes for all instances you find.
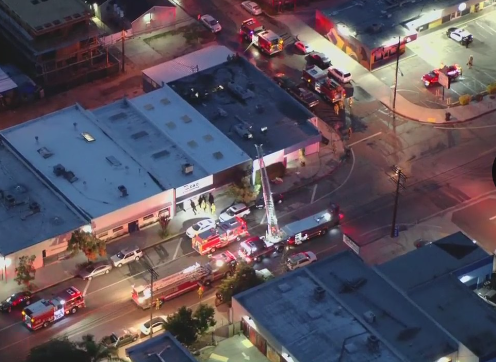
[255,193,284,209]
[0,291,32,313]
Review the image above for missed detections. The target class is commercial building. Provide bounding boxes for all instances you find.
[233,251,459,362]
[126,332,197,362]
[0,0,119,91]
[0,142,86,276]
[316,0,496,70]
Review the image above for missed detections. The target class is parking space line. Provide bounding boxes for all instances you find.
[311,184,318,203]
[173,237,183,260]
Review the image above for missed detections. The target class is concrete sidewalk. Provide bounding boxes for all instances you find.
[273,14,496,124]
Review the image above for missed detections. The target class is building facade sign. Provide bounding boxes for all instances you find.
[175,175,213,198]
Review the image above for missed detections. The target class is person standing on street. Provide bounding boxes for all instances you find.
[467,55,473,69]
[208,193,214,206]
[211,202,216,216]
[200,199,206,212]
[198,195,204,207]
[190,199,197,215]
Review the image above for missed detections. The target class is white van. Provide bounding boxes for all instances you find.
[328,66,352,84]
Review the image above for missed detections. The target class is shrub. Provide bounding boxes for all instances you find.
[487,83,496,94]
[458,94,471,106]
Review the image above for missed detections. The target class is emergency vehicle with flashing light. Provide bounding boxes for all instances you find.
[240,18,284,55]
[421,64,461,87]
[302,66,345,104]
[238,236,284,263]
[22,287,85,330]
[192,217,248,255]
[132,251,237,309]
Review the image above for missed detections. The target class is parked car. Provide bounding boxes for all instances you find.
[78,261,112,280]
[273,73,297,90]
[328,66,352,84]
[241,1,262,15]
[255,193,284,209]
[219,203,251,222]
[110,247,143,268]
[421,64,461,87]
[102,328,139,348]
[294,41,313,54]
[446,27,473,44]
[292,87,320,108]
[186,218,216,238]
[140,315,168,336]
[200,14,222,33]
[286,251,317,271]
[0,291,32,313]
[307,52,331,70]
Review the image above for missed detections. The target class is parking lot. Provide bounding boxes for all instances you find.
[374,12,496,109]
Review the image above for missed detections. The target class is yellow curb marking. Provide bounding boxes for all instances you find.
[209,353,229,362]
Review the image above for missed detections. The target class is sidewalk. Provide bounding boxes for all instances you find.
[273,14,496,124]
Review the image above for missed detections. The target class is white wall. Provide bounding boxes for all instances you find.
[252,150,285,173]
[92,189,174,239]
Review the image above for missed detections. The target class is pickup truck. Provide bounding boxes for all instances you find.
[102,328,139,348]
[238,236,284,263]
[273,73,319,108]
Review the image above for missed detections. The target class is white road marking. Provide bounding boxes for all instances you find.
[311,184,318,203]
[173,237,183,260]
[489,215,496,221]
[83,279,92,297]
[348,132,382,148]
[260,213,267,225]
[315,244,338,256]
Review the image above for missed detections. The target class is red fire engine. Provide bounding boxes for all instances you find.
[302,66,345,103]
[22,287,85,330]
[192,217,248,255]
[240,18,284,55]
[132,251,237,309]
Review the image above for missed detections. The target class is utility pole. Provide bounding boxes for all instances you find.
[148,267,159,339]
[391,36,401,117]
[121,29,126,73]
[389,165,407,238]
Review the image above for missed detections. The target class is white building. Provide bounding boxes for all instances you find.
[0,143,86,274]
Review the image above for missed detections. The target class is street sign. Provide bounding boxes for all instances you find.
[343,234,360,254]
[438,71,451,89]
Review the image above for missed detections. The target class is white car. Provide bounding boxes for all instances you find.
[241,1,262,15]
[219,203,251,223]
[140,315,168,336]
[186,218,216,238]
[286,251,317,271]
[110,247,143,267]
[446,27,473,44]
[200,14,222,33]
[294,41,312,54]
[328,66,352,84]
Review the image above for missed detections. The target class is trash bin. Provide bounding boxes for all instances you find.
[445,112,451,121]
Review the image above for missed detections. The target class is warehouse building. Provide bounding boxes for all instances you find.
[316,0,495,70]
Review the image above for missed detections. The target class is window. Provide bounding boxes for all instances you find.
[98,232,109,238]
[113,226,124,233]
[158,208,169,218]
[143,214,154,221]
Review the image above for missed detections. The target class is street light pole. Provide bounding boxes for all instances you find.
[390,165,407,238]
[392,36,401,114]
[148,267,159,339]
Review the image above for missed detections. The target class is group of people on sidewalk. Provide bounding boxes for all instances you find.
[189,193,216,216]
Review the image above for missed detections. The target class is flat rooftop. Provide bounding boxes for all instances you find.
[236,269,402,362]
[378,232,491,291]
[0,0,91,32]
[0,145,85,255]
[126,332,197,362]
[308,251,457,361]
[143,45,235,85]
[1,104,163,220]
[92,87,250,189]
[169,56,320,159]
[0,66,17,93]
[409,274,496,360]
[320,0,464,49]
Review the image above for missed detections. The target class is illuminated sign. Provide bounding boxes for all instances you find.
[176,175,213,198]
[458,3,467,11]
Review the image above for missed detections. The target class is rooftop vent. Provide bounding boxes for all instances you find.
[166,121,176,130]
[37,147,53,159]
[5,194,16,206]
[213,151,224,160]
[363,311,376,324]
[53,164,66,176]
[82,132,95,142]
[118,185,128,197]
[182,163,194,175]
[181,115,192,124]
[109,112,128,122]
[367,335,380,352]
[226,82,254,100]
[234,124,253,140]
[29,202,41,213]
[143,104,154,111]
[187,140,198,148]
[278,283,292,293]
[106,156,122,167]
[63,171,78,183]
[152,150,170,159]
[203,134,214,142]
[314,286,325,301]
[160,98,170,105]
[131,131,149,140]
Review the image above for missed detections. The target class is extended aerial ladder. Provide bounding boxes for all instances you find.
[255,144,282,244]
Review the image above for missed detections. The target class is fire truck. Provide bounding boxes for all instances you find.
[282,204,341,246]
[238,236,284,263]
[22,287,85,330]
[240,18,284,55]
[132,251,237,309]
[302,66,345,103]
[192,217,248,255]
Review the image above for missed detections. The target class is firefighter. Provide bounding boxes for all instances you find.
[190,199,197,215]
[155,298,160,310]
[208,193,214,205]
[347,127,353,139]
[210,202,216,216]
[200,199,207,212]
[198,285,204,300]
[333,103,340,115]
[467,55,473,69]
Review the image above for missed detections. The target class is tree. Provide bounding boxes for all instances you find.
[77,334,124,362]
[15,255,36,290]
[216,262,264,304]
[193,303,216,336]
[164,306,198,346]
[226,176,260,204]
[67,230,107,261]
[25,338,88,362]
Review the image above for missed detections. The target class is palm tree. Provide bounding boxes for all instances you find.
[76,334,125,362]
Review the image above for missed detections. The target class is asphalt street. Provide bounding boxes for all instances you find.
[375,12,496,109]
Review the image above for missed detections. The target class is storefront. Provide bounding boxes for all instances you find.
[241,317,287,362]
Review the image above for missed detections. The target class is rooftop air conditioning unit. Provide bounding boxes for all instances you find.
[182,163,194,175]
[29,201,41,213]
[53,164,66,176]
[118,185,128,197]
[314,286,326,301]
[234,124,253,140]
